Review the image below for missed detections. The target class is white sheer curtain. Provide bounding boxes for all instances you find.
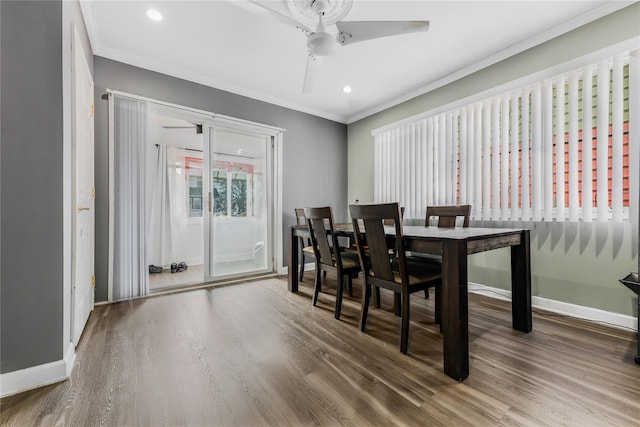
[148,144,189,268]
[112,94,149,300]
[148,143,173,268]
[167,146,188,263]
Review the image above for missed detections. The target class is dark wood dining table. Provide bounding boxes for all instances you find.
[288,223,532,382]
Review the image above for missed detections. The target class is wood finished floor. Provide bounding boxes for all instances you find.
[2,274,639,426]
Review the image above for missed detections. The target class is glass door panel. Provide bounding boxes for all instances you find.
[208,127,272,279]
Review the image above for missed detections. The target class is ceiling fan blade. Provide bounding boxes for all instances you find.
[336,21,429,46]
[303,54,323,94]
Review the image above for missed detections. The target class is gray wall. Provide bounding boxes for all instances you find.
[1,1,64,373]
[94,57,348,302]
[347,4,640,317]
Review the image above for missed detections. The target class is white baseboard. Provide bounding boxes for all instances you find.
[469,282,638,331]
[279,267,637,331]
[65,341,76,377]
[0,343,75,398]
[0,360,68,398]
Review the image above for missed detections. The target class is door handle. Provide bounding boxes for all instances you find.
[208,192,212,213]
[77,206,90,212]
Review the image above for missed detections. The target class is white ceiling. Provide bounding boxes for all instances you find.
[81,1,633,124]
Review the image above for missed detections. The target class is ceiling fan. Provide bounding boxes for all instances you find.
[239,0,429,93]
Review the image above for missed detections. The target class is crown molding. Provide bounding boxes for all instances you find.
[95,46,348,124]
[78,1,101,55]
[80,0,634,126]
[345,1,636,124]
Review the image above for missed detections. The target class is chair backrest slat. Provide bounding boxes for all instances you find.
[364,218,394,281]
[350,203,404,283]
[295,208,307,226]
[295,208,312,246]
[425,205,471,228]
[304,207,340,268]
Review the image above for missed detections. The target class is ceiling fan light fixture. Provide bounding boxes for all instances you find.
[307,31,335,56]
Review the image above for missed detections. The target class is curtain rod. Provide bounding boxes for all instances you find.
[104,89,285,134]
[154,144,254,160]
[155,144,201,153]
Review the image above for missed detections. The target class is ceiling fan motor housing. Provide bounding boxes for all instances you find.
[307,31,335,56]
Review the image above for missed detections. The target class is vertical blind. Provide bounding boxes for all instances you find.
[373,50,638,223]
[111,94,150,301]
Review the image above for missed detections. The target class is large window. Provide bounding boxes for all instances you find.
[212,162,255,217]
[212,168,228,216]
[186,156,203,218]
[373,50,638,223]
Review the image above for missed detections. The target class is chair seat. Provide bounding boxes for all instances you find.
[368,258,441,286]
[305,245,355,261]
[311,248,360,269]
[335,250,361,270]
[396,260,441,285]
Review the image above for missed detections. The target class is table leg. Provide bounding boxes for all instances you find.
[442,239,469,382]
[511,229,532,332]
[288,227,299,293]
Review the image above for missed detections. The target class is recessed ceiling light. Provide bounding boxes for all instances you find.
[343,85,352,94]
[147,9,163,22]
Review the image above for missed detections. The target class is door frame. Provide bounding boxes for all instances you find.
[70,25,95,345]
[204,121,281,281]
[106,90,285,300]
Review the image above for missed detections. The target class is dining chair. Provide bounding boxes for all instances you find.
[350,202,441,354]
[425,204,471,228]
[355,205,404,261]
[375,206,404,309]
[421,204,471,299]
[295,208,316,281]
[305,207,361,319]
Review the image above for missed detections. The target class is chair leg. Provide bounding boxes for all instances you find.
[299,251,305,281]
[373,287,381,308]
[335,274,344,319]
[435,284,442,333]
[360,283,371,332]
[400,291,410,354]
[424,288,430,299]
[347,273,353,297]
[394,293,401,317]
[315,261,322,291]
[312,266,322,306]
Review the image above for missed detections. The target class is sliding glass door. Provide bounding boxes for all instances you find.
[207,126,273,279]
